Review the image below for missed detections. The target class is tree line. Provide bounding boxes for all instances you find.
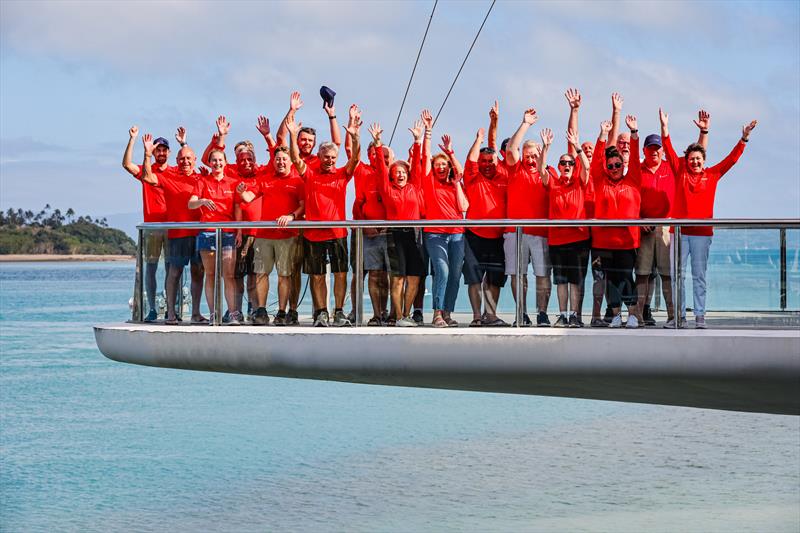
[0,204,109,229]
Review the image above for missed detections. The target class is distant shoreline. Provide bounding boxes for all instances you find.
[0,254,135,262]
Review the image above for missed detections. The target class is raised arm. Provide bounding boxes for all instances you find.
[369,123,390,198]
[625,115,642,188]
[608,92,623,146]
[343,112,362,176]
[592,121,612,185]
[709,120,756,178]
[175,126,187,150]
[277,91,303,148]
[123,125,141,176]
[565,88,581,157]
[567,129,590,185]
[487,100,499,151]
[537,128,553,186]
[438,134,463,178]
[202,116,229,166]
[659,108,681,175]
[343,104,359,159]
[693,109,710,150]
[256,116,276,160]
[506,107,538,167]
[467,127,484,163]
[140,134,158,185]
[408,119,424,180]
[324,101,342,149]
[421,109,434,175]
[286,116,307,177]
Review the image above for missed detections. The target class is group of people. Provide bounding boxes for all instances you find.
[122,88,757,329]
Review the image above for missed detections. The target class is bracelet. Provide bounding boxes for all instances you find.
[630,129,638,134]
[180,142,186,147]
[575,149,583,154]
[700,129,709,134]
[741,137,749,143]
[329,115,336,119]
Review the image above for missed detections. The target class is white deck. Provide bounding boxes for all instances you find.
[94,319,800,415]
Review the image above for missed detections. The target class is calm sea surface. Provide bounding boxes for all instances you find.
[1,261,798,532]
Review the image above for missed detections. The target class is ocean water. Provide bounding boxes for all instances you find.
[1,261,799,532]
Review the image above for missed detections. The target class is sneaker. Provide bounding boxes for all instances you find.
[663,318,688,329]
[590,318,608,328]
[536,311,551,327]
[332,310,352,327]
[287,310,300,326]
[273,310,287,326]
[568,314,581,328]
[347,310,356,324]
[553,315,568,328]
[513,313,532,327]
[412,309,424,325]
[222,310,230,323]
[626,315,639,329]
[246,303,254,323]
[367,316,382,326]
[144,309,157,322]
[252,307,269,325]
[643,306,656,327]
[610,314,623,328]
[397,316,417,327]
[603,307,614,324]
[313,310,329,327]
[224,311,242,326]
[695,316,707,329]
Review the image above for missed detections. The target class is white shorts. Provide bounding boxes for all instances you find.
[503,233,551,277]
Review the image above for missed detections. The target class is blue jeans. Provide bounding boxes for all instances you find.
[671,234,712,318]
[424,232,465,312]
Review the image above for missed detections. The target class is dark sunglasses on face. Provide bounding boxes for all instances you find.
[558,160,575,167]
[607,162,623,170]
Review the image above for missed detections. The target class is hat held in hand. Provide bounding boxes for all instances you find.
[320,86,336,108]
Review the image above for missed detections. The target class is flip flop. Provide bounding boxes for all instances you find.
[190,316,209,325]
[469,318,483,327]
[164,317,179,326]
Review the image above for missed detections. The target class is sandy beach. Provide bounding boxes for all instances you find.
[0,254,135,262]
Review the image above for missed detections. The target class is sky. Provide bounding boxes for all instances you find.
[1,0,799,224]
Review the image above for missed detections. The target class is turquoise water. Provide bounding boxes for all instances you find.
[1,261,799,531]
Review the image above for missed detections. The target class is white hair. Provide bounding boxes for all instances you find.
[318,142,338,156]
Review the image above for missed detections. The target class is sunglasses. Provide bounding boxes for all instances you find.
[558,160,575,167]
[607,162,623,170]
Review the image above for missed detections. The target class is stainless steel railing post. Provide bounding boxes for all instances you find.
[515,226,523,328]
[780,228,787,311]
[674,226,682,329]
[354,228,364,327]
[214,229,223,326]
[134,228,144,322]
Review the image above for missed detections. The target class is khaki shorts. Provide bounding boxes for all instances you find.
[253,237,299,277]
[636,225,670,276]
[144,230,167,263]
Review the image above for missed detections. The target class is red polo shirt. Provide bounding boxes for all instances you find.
[639,159,675,218]
[590,139,642,250]
[302,164,354,242]
[505,162,549,237]
[353,163,385,220]
[464,160,509,239]
[157,169,202,238]
[547,167,589,246]
[192,173,239,230]
[135,164,173,222]
[245,169,305,240]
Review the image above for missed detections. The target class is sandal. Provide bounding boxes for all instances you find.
[432,316,448,328]
[482,317,509,327]
[469,318,483,327]
[367,316,382,326]
[164,317,179,326]
[191,315,210,325]
[445,317,459,327]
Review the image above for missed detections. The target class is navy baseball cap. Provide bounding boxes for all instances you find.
[644,134,662,148]
[153,137,170,149]
[320,86,336,107]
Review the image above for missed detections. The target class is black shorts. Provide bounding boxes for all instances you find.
[166,235,201,267]
[303,237,349,275]
[463,230,507,287]
[235,236,255,278]
[549,239,590,285]
[387,229,426,277]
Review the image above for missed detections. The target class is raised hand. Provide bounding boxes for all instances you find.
[611,92,624,112]
[129,125,139,138]
[566,128,580,148]
[367,122,383,143]
[348,104,362,127]
[742,120,757,140]
[600,120,613,134]
[286,117,301,136]
[408,119,424,141]
[540,128,553,147]
[175,126,186,145]
[421,109,434,130]
[625,114,638,131]
[565,88,581,109]
[438,134,454,154]
[694,109,711,131]
[659,108,669,127]
[489,100,499,121]
[345,116,362,137]
[475,127,485,140]
[290,91,303,111]
[256,116,270,137]
[216,115,230,136]
[142,133,154,155]
[323,101,336,117]
[523,107,539,125]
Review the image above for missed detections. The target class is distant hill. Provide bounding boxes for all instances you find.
[0,206,136,255]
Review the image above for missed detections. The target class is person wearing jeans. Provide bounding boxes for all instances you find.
[671,234,712,324]
[425,232,465,320]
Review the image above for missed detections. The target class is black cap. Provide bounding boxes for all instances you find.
[320,86,336,108]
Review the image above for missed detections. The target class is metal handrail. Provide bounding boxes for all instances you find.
[133,218,800,326]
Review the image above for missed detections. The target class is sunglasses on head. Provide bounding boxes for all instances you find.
[607,162,623,170]
[558,160,575,167]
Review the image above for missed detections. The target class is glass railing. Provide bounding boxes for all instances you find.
[131,219,800,329]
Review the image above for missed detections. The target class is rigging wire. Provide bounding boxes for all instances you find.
[388,0,438,147]
[432,0,496,128]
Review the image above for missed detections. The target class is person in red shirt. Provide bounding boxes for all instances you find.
[463,126,511,327]
[140,134,206,326]
[418,119,469,328]
[122,126,177,321]
[370,122,426,327]
[539,128,591,327]
[659,108,757,328]
[238,146,305,326]
[503,106,552,327]
[590,117,643,329]
[286,111,361,327]
[188,149,241,324]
